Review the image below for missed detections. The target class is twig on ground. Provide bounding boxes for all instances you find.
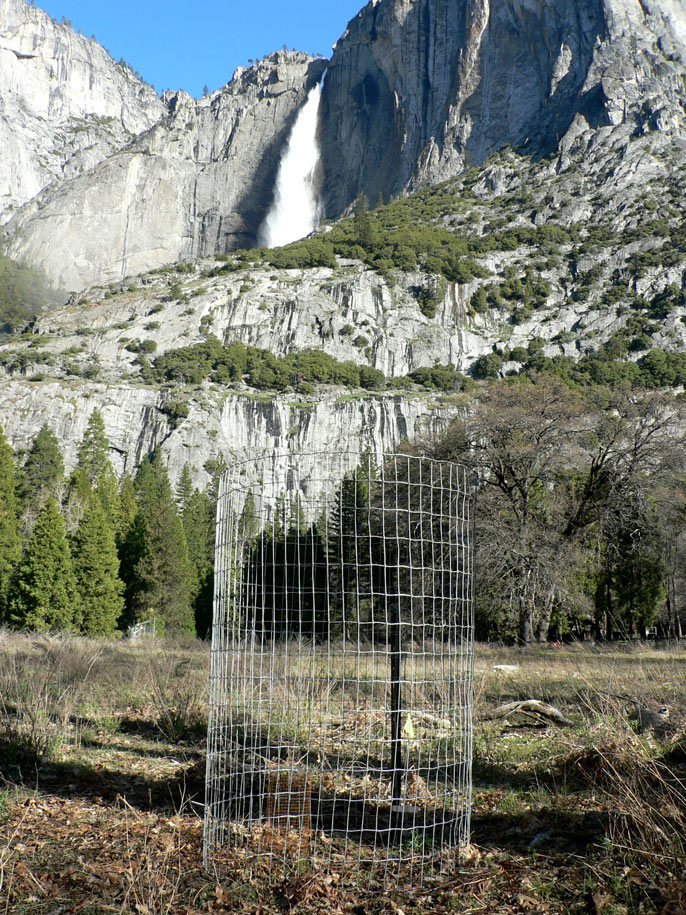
[482,699,573,726]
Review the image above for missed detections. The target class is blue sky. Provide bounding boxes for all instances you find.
[36,0,365,98]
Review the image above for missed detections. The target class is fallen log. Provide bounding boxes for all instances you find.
[482,699,572,727]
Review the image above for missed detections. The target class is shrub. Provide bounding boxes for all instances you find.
[152,337,388,392]
[509,347,529,363]
[126,340,157,354]
[408,363,465,391]
[471,287,489,313]
[473,352,503,379]
[161,401,190,429]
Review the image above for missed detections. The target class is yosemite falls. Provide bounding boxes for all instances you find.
[258,79,324,248]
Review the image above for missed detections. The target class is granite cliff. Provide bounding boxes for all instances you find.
[0,0,164,222]
[319,0,686,213]
[1,0,686,484]
[3,0,686,290]
[3,49,326,290]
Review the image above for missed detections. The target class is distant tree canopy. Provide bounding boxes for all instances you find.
[152,337,386,391]
[207,184,579,282]
[1,378,684,644]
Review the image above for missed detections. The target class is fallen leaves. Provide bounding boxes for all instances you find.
[588,888,613,914]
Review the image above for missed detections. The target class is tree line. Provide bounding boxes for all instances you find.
[415,377,686,644]
[0,412,217,637]
[232,379,685,647]
[1,376,684,645]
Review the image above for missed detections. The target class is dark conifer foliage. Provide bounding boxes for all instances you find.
[77,410,111,482]
[72,496,124,637]
[178,464,215,638]
[118,473,137,541]
[0,426,21,616]
[240,507,330,641]
[127,451,194,634]
[21,424,65,508]
[70,410,121,533]
[9,497,80,632]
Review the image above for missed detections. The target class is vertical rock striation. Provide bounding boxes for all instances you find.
[319,0,686,215]
[0,0,164,221]
[4,51,326,290]
[3,0,686,289]
[0,379,454,489]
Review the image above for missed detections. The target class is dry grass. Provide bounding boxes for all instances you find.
[0,631,685,913]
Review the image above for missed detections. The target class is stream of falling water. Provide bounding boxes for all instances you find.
[258,78,324,248]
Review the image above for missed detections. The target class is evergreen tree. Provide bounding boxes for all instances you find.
[181,482,216,638]
[9,498,80,631]
[77,410,111,483]
[129,451,194,634]
[353,194,374,248]
[117,473,140,628]
[70,410,121,533]
[21,424,65,507]
[119,473,137,540]
[0,426,21,616]
[176,463,194,514]
[72,496,124,637]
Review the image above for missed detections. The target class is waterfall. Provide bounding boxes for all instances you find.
[258,79,324,249]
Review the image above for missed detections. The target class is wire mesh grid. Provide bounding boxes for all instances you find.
[204,450,475,887]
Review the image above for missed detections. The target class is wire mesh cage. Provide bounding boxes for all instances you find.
[204,450,475,886]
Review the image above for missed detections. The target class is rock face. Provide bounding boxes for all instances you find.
[0,377,453,489]
[0,0,164,222]
[2,0,686,488]
[4,0,686,289]
[318,0,686,214]
[4,48,326,290]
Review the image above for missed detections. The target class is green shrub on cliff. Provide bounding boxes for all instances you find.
[152,337,386,392]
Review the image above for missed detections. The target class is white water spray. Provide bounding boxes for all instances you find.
[258,80,324,248]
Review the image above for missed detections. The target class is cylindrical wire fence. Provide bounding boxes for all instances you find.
[204,451,475,886]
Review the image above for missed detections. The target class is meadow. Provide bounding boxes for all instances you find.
[0,631,684,914]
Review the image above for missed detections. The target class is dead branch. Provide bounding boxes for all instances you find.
[482,699,573,726]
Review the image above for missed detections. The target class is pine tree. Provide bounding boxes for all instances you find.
[77,410,110,483]
[353,194,374,248]
[0,426,21,616]
[182,483,216,638]
[70,410,121,533]
[9,498,80,631]
[130,451,194,634]
[21,424,65,507]
[176,463,194,514]
[72,496,124,637]
[119,473,137,541]
[115,475,138,628]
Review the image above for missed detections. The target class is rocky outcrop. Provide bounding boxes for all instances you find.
[4,0,686,290]
[318,0,686,214]
[0,0,164,222]
[2,120,685,483]
[0,378,453,488]
[3,50,326,290]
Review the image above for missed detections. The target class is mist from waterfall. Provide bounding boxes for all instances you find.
[258,79,324,249]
